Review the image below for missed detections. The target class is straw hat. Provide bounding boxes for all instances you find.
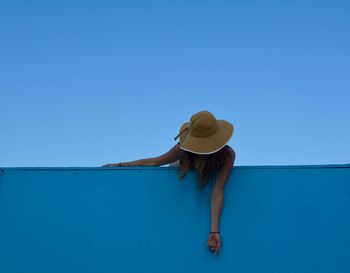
[174,111,234,154]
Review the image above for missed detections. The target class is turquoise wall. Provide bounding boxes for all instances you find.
[0,164,349,273]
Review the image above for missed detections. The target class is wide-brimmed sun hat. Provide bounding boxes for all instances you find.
[174,110,234,154]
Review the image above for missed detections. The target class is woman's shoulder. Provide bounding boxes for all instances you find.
[224,145,236,158]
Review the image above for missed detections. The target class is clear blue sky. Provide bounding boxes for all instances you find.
[1,0,349,167]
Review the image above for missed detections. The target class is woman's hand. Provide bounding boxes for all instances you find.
[207,232,221,255]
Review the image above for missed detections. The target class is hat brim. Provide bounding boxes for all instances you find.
[178,120,234,154]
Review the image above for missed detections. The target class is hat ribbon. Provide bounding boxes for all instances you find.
[174,127,189,141]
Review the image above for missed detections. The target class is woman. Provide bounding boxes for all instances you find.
[103,110,236,256]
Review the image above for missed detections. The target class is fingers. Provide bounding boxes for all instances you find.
[208,239,215,252]
[215,238,221,255]
[209,244,216,253]
[214,247,218,255]
[208,242,217,254]
[208,234,221,255]
[210,244,218,255]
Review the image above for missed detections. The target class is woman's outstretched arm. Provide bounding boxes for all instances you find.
[102,158,154,167]
[208,147,236,255]
[102,143,184,167]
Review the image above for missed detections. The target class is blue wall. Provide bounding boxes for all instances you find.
[0,164,349,273]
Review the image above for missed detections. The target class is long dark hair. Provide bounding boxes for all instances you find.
[177,146,230,191]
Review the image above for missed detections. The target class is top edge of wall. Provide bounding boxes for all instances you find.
[0,163,349,172]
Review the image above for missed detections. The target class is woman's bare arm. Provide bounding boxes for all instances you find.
[102,143,184,167]
[210,147,236,232]
[207,146,236,255]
